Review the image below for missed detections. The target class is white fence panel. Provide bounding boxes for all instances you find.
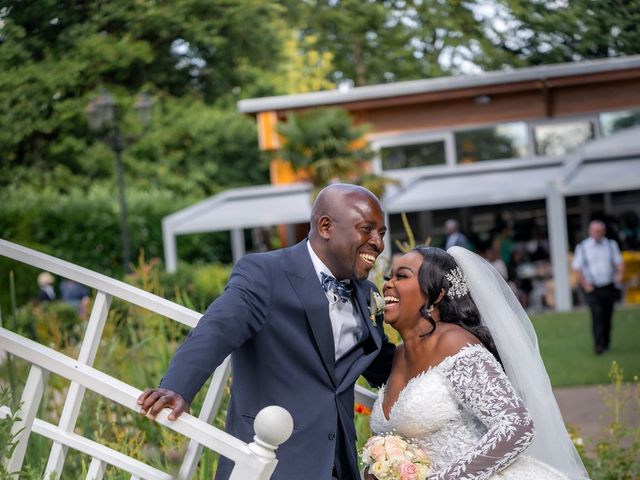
[0,326,293,479]
[45,290,113,479]
[0,406,173,480]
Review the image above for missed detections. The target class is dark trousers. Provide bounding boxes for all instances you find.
[585,283,617,351]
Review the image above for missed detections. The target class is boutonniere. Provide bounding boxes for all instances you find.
[369,290,385,326]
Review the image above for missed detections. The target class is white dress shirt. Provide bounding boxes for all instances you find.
[572,237,622,287]
[307,241,362,360]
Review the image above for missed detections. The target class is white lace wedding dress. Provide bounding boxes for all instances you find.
[370,344,570,480]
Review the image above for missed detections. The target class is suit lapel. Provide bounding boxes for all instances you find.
[284,241,336,386]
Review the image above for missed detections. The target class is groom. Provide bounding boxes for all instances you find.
[138,184,396,480]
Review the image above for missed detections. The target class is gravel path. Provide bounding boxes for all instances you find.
[554,384,638,442]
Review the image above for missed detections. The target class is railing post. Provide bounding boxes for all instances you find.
[86,458,107,480]
[228,406,293,480]
[45,291,112,479]
[4,365,49,474]
[177,356,231,480]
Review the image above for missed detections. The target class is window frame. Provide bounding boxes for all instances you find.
[368,112,617,175]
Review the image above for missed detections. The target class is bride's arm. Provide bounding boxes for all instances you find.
[431,347,534,480]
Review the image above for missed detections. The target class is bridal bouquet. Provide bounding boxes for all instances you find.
[362,434,431,480]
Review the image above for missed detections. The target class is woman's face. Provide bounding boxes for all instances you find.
[382,251,427,329]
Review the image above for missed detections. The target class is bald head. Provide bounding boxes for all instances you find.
[310,184,382,234]
[308,183,386,280]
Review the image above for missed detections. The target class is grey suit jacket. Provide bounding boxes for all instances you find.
[161,240,395,480]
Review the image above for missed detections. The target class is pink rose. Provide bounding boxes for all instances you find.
[369,444,387,462]
[384,435,407,450]
[385,446,405,459]
[366,436,386,449]
[399,461,419,480]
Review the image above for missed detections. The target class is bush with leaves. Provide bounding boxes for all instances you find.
[569,362,640,480]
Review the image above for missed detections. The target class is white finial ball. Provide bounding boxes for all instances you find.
[253,406,294,446]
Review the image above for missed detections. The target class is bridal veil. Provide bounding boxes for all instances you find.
[447,246,589,480]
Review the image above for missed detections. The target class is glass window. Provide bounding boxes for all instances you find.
[455,122,528,164]
[380,140,446,170]
[600,110,640,136]
[534,121,594,156]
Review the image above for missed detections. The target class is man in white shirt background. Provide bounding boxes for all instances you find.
[444,219,470,250]
[572,220,624,355]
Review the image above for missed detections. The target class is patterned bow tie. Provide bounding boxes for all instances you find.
[320,272,354,303]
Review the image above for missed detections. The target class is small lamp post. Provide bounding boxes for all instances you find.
[85,89,153,273]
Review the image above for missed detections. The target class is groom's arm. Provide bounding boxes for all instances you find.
[138,254,272,419]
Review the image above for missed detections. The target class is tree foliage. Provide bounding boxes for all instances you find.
[489,0,640,67]
[0,0,281,192]
[283,0,494,86]
[276,108,397,198]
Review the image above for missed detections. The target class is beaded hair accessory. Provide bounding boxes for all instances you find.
[445,266,469,298]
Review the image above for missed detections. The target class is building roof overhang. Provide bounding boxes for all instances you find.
[238,55,640,115]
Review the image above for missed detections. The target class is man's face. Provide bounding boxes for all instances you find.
[589,223,605,241]
[323,194,386,280]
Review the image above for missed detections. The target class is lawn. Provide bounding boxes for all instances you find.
[533,304,640,387]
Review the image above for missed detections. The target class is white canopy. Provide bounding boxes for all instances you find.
[162,183,312,271]
[163,183,312,235]
[563,157,640,196]
[385,162,564,214]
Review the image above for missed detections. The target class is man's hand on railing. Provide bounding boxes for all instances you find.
[137,388,190,421]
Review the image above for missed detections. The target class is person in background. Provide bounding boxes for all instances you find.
[572,220,624,355]
[483,245,508,281]
[36,271,56,302]
[444,219,470,250]
[60,279,90,318]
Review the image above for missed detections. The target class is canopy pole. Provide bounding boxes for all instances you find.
[163,219,178,273]
[231,229,245,264]
[546,180,572,312]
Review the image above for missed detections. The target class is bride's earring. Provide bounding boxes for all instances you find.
[421,304,434,319]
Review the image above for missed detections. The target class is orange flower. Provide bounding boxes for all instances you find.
[355,403,371,416]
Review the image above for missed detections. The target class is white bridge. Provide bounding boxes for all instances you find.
[0,239,376,479]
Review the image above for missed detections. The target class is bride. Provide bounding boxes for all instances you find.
[366,246,589,480]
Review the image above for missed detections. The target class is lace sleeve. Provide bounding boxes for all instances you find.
[432,346,535,480]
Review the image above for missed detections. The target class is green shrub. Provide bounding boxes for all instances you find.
[0,186,233,307]
[569,362,640,480]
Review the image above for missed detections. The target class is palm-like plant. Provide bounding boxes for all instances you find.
[276,108,396,198]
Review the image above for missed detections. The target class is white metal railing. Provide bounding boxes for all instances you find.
[0,239,293,479]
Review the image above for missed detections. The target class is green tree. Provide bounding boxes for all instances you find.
[276,107,395,198]
[490,0,640,67]
[0,0,282,191]
[280,0,498,86]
